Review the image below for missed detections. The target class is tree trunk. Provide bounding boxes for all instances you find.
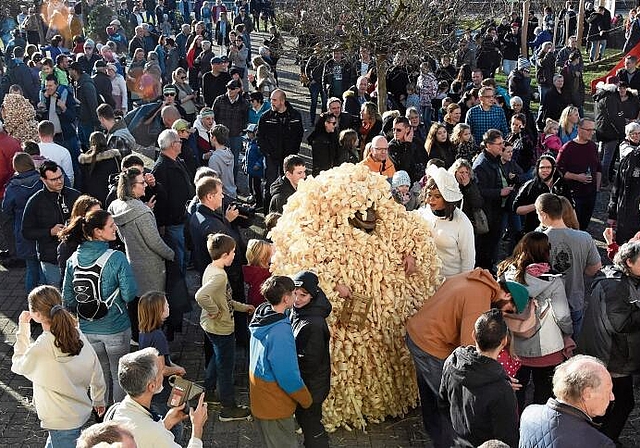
[375,54,387,114]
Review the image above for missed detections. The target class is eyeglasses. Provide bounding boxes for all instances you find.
[371,147,388,152]
[164,92,176,97]
[580,127,596,132]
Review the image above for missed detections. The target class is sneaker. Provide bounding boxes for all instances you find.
[130,339,139,347]
[219,405,252,422]
[205,390,220,404]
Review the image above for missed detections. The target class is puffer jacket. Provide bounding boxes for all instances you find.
[1,170,43,258]
[62,240,137,335]
[519,398,615,448]
[578,266,640,376]
[290,289,332,403]
[503,268,573,359]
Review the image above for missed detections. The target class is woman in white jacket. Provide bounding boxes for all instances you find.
[11,285,106,448]
[417,165,475,277]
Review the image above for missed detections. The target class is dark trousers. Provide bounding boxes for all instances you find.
[296,401,329,448]
[475,215,503,271]
[248,175,263,208]
[574,194,597,231]
[598,375,634,442]
[406,334,452,448]
[263,155,283,211]
[515,364,556,413]
[0,208,16,256]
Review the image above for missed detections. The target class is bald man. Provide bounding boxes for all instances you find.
[359,135,395,179]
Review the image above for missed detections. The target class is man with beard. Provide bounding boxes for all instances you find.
[513,154,573,232]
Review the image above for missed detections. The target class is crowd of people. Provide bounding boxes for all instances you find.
[2,1,640,447]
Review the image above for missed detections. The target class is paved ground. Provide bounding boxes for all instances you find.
[2,29,640,448]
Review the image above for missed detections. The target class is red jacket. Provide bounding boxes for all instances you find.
[242,265,271,307]
[0,132,22,200]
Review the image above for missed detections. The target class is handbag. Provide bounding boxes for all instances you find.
[472,208,490,235]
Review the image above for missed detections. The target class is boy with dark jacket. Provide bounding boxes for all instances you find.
[291,271,332,448]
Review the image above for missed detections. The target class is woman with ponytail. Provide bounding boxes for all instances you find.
[11,285,106,448]
[60,209,137,405]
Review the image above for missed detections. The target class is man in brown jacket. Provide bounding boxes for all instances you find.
[405,268,527,448]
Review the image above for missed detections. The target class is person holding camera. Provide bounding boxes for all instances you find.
[110,347,209,448]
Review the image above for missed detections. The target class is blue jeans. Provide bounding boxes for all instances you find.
[86,327,131,404]
[406,334,452,448]
[229,135,243,182]
[163,224,186,276]
[45,427,81,448]
[590,39,607,61]
[77,121,95,152]
[204,332,236,408]
[40,261,61,287]
[25,257,44,292]
[599,140,618,185]
[571,308,585,341]
[539,85,552,104]
[308,81,327,124]
[503,59,517,77]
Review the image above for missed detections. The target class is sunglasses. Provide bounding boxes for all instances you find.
[164,92,176,97]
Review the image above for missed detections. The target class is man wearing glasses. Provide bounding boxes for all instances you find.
[360,135,396,179]
[465,86,509,144]
[388,117,421,182]
[22,160,80,286]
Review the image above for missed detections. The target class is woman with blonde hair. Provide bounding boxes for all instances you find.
[450,123,477,161]
[443,103,462,135]
[172,67,198,122]
[251,55,277,98]
[12,285,106,447]
[242,239,272,307]
[558,106,580,144]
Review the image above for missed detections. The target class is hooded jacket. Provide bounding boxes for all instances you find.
[594,82,626,142]
[106,119,137,158]
[108,198,174,294]
[578,266,640,375]
[208,146,237,198]
[11,324,106,430]
[78,149,121,205]
[406,269,503,360]
[268,175,296,214]
[1,170,43,258]
[608,147,640,244]
[290,286,332,403]
[438,346,519,448]
[62,240,137,335]
[502,268,573,359]
[249,302,312,420]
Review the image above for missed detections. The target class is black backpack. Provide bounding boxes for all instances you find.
[70,249,122,321]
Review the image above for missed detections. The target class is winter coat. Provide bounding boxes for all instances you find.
[78,149,121,205]
[308,129,339,176]
[0,132,23,199]
[513,173,574,232]
[458,180,484,226]
[508,70,532,110]
[1,170,43,258]
[75,73,100,127]
[108,198,174,295]
[578,267,640,375]
[249,302,312,420]
[472,150,505,224]
[257,101,304,163]
[245,139,264,179]
[92,72,115,108]
[536,88,568,131]
[268,175,296,214]
[503,268,573,359]
[594,83,626,142]
[62,240,137,335]
[151,153,195,227]
[212,93,250,137]
[439,346,518,448]
[22,187,81,264]
[290,289,332,403]
[519,398,615,448]
[608,147,640,244]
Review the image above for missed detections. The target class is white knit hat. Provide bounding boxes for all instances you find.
[517,56,531,71]
[426,165,463,202]
[392,170,411,188]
